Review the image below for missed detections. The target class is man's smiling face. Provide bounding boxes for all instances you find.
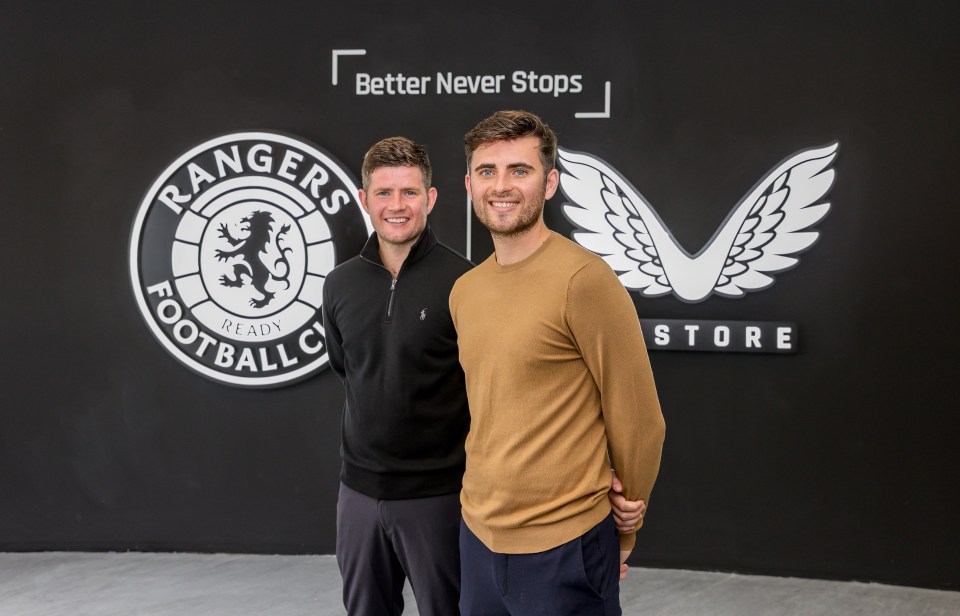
[466,135,559,238]
[361,165,436,248]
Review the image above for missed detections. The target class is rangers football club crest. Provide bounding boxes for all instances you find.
[130,131,372,388]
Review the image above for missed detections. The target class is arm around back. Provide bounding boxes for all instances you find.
[566,259,666,552]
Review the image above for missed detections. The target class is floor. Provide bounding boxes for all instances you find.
[0,552,957,615]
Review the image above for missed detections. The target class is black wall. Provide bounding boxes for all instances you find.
[2,1,957,590]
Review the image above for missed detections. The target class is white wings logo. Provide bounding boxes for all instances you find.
[559,143,838,303]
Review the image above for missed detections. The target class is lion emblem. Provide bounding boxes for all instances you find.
[214,210,292,308]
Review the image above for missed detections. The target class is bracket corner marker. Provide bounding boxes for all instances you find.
[574,81,612,119]
[331,49,367,86]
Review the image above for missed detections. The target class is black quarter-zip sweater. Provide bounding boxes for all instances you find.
[322,225,473,499]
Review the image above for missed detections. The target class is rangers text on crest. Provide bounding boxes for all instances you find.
[156,142,351,217]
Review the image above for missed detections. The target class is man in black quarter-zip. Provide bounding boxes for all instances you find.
[321,137,473,616]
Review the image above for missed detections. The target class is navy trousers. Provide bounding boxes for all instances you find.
[336,483,461,616]
[459,514,622,616]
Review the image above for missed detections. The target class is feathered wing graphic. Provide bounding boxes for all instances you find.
[559,143,838,302]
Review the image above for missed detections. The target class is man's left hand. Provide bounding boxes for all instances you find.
[608,470,645,533]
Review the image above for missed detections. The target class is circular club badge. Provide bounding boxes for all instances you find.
[130,132,372,388]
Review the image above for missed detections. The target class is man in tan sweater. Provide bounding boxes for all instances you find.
[450,110,666,615]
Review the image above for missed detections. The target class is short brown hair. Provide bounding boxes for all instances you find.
[463,110,558,172]
[361,136,432,190]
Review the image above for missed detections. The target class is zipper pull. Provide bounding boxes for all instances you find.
[386,278,398,321]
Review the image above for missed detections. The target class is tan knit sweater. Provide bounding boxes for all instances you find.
[449,232,665,553]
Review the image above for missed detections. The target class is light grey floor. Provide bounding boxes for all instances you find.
[0,552,957,616]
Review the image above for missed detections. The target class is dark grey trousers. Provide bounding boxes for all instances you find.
[336,482,461,616]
